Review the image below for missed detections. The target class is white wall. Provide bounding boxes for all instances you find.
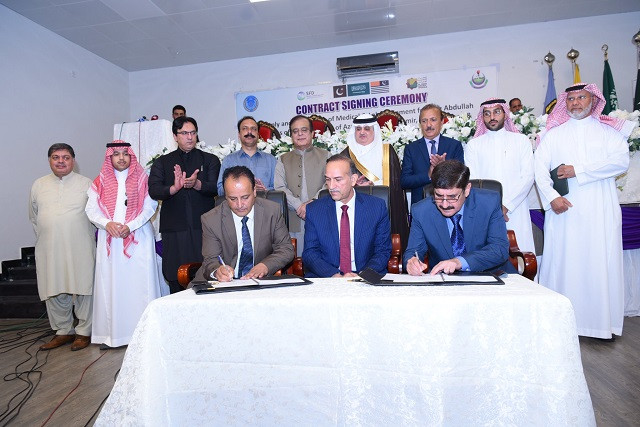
[130,12,640,144]
[0,5,129,266]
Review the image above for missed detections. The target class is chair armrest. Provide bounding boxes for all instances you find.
[178,262,202,288]
[507,230,537,280]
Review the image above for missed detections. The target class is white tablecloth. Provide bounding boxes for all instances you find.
[97,275,594,426]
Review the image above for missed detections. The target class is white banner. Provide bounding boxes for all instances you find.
[235,66,497,134]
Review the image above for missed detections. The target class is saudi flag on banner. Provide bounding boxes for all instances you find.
[602,59,618,115]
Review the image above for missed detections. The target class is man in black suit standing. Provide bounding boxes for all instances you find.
[401,104,464,205]
[149,116,221,293]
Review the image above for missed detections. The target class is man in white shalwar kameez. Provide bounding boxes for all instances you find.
[30,143,96,351]
[86,141,162,348]
[535,83,634,339]
[465,98,536,254]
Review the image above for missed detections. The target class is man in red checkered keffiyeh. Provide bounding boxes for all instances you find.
[534,82,634,339]
[85,141,163,348]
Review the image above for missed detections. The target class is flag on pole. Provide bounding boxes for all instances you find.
[573,63,581,84]
[544,67,557,114]
[634,68,640,111]
[602,59,618,114]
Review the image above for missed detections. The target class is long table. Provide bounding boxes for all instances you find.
[96,275,594,426]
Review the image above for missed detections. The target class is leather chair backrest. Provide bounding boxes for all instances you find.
[214,190,290,230]
[423,179,503,203]
[317,185,390,217]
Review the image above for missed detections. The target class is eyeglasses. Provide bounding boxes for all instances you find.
[176,130,198,136]
[291,127,310,135]
[567,95,591,102]
[433,192,463,203]
[355,126,373,132]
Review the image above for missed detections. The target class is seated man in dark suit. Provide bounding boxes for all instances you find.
[404,160,515,275]
[303,154,391,278]
[199,166,294,282]
[401,104,465,205]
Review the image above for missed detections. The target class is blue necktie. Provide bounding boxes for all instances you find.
[429,140,437,155]
[238,216,253,276]
[450,214,466,257]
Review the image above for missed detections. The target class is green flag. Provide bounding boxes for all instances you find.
[602,59,618,115]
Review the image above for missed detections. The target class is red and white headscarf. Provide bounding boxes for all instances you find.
[545,83,633,137]
[473,98,520,138]
[91,140,148,258]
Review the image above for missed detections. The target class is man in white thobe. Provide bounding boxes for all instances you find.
[535,83,634,339]
[86,141,162,348]
[465,98,535,253]
[30,143,96,351]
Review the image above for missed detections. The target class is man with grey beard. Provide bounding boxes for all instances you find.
[534,83,634,339]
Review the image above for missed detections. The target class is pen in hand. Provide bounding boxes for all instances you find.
[216,255,234,282]
[414,250,428,275]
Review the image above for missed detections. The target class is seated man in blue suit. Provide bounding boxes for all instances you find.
[303,154,391,277]
[404,160,515,275]
[401,104,464,204]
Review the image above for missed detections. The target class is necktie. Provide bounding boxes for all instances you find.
[429,140,437,155]
[238,216,253,276]
[339,205,351,274]
[450,214,466,257]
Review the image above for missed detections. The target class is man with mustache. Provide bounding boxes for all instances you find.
[274,115,330,253]
[509,98,523,114]
[404,160,514,276]
[535,83,633,339]
[149,116,221,294]
[302,154,391,278]
[217,116,276,195]
[464,98,535,254]
[30,143,96,351]
[401,104,465,205]
[198,166,294,282]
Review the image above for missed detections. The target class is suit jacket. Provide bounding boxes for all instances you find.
[403,188,515,273]
[148,148,220,232]
[400,136,464,204]
[303,192,391,277]
[199,198,294,280]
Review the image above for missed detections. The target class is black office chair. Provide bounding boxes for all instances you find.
[215,190,289,230]
[318,185,390,218]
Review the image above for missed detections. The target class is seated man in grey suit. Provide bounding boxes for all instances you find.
[404,160,515,275]
[200,166,294,281]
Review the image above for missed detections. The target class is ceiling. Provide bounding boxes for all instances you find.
[2,0,639,72]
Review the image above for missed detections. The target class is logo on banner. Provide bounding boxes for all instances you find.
[406,77,428,90]
[469,70,488,89]
[370,80,389,94]
[297,91,306,100]
[347,83,370,96]
[243,95,259,112]
[333,85,347,98]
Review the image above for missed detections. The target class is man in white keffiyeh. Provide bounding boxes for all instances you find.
[465,98,535,254]
[534,83,634,339]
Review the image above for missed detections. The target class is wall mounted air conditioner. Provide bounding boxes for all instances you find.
[336,51,399,81]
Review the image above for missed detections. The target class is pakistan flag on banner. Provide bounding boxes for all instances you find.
[602,59,618,115]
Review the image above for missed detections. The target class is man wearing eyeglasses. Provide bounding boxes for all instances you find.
[149,116,221,294]
[274,115,329,252]
[404,160,514,275]
[464,98,535,254]
[534,83,633,339]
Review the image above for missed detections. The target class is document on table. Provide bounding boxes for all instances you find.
[383,273,500,283]
[192,275,311,294]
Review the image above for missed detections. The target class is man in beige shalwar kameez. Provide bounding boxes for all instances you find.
[30,143,96,351]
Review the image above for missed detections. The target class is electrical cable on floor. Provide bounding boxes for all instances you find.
[0,331,51,426]
[39,352,107,427]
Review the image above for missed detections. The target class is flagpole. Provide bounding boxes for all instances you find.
[634,30,640,111]
[567,48,580,84]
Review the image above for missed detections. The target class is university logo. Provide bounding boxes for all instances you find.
[297,91,306,100]
[333,85,347,98]
[469,70,488,89]
[243,95,259,112]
